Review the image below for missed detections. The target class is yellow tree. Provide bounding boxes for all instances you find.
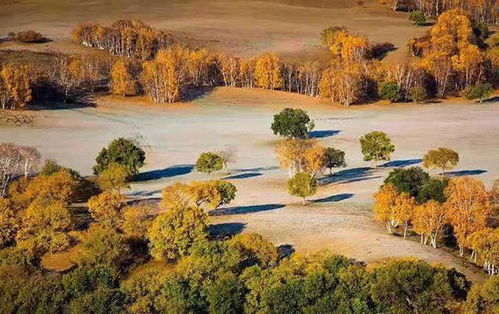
[122,205,153,241]
[319,60,363,106]
[254,52,283,90]
[413,200,448,248]
[22,170,80,205]
[445,177,492,256]
[96,162,130,192]
[0,64,32,109]
[468,228,498,275]
[228,233,279,268]
[341,34,369,61]
[451,44,485,88]
[87,190,127,228]
[302,143,326,178]
[422,147,459,175]
[373,184,416,236]
[0,198,18,248]
[276,138,316,178]
[110,58,137,96]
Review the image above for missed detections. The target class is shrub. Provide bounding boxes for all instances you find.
[463,83,493,102]
[93,138,145,176]
[271,108,315,139]
[409,86,428,103]
[195,152,223,174]
[409,10,426,26]
[15,30,45,43]
[378,82,402,102]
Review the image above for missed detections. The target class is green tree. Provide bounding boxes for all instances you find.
[409,10,427,26]
[383,167,430,198]
[93,138,145,176]
[322,147,346,175]
[205,272,245,314]
[378,82,402,102]
[465,276,499,314]
[213,180,237,209]
[359,131,395,166]
[417,177,449,204]
[148,206,207,261]
[463,83,493,103]
[195,152,223,174]
[271,108,315,139]
[288,172,318,205]
[422,147,459,175]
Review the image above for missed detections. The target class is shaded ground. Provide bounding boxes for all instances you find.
[0,0,426,62]
[1,87,498,282]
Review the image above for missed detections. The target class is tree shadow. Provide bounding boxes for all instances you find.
[321,167,381,185]
[313,193,354,203]
[127,190,162,197]
[483,96,499,103]
[181,86,216,102]
[224,172,262,180]
[211,203,285,216]
[446,169,487,177]
[381,159,422,168]
[278,244,295,259]
[134,164,194,182]
[208,222,246,239]
[308,130,341,139]
[235,166,279,172]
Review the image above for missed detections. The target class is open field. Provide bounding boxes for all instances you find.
[0,0,426,62]
[1,87,498,281]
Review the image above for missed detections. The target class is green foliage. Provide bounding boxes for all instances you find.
[96,163,130,191]
[214,180,237,207]
[288,172,318,204]
[383,167,430,198]
[322,147,346,174]
[423,147,459,174]
[205,272,245,314]
[465,276,499,314]
[409,86,428,103]
[93,138,145,176]
[68,288,128,314]
[409,10,427,26]
[195,152,223,174]
[463,83,494,102]
[359,131,395,165]
[148,206,207,261]
[417,177,449,204]
[271,108,315,139]
[378,82,402,102]
[62,265,118,299]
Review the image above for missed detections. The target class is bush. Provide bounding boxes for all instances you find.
[271,108,315,139]
[15,30,46,43]
[409,10,426,26]
[463,83,493,102]
[409,86,428,103]
[93,138,145,176]
[195,152,223,174]
[378,82,402,102]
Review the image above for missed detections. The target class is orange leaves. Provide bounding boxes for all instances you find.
[254,52,283,90]
[413,200,447,248]
[110,58,138,97]
[0,64,33,109]
[373,184,416,235]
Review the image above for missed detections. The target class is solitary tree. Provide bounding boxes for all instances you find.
[93,138,145,176]
[322,147,346,175]
[288,172,318,205]
[422,147,459,175]
[195,152,223,174]
[271,108,315,139]
[359,131,395,166]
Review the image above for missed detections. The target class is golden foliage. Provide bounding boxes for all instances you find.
[468,228,498,275]
[254,52,283,90]
[413,200,448,248]
[87,190,127,228]
[373,184,416,236]
[0,198,18,248]
[96,162,130,191]
[110,58,137,96]
[275,138,319,177]
[0,64,32,109]
[229,233,279,268]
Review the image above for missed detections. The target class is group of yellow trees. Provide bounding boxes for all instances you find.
[374,177,498,275]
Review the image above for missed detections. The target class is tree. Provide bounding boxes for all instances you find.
[378,82,402,102]
[417,177,449,204]
[110,58,137,96]
[302,144,326,178]
[288,172,317,205]
[0,64,32,109]
[195,152,223,174]
[359,131,395,166]
[93,138,145,176]
[374,184,416,236]
[121,205,153,241]
[413,200,448,248]
[228,233,279,268]
[422,147,459,175]
[96,163,130,192]
[465,276,499,313]
[445,177,493,256]
[148,206,207,261]
[409,86,428,103]
[217,148,236,173]
[409,10,427,26]
[0,144,40,197]
[322,147,346,175]
[271,108,315,139]
[319,60,364,106]
[468,228,498,275]
[275,138,316,178]
[87,191,126,229]
[21,169,80,205]
[463,83,493,103]
[383,167,430,198]
[320,26,348,48]
[254,52,283,90]
[0,198,18,248]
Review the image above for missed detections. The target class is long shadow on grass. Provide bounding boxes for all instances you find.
[446,169,487,177]
[321,167,381,185]
[309,130,341,139]
[208,222,246,239]
[134,164,194,182]
[381,159,422,168]
[211,204,285,216]
[224,172,262,180]
[313,193,354,203]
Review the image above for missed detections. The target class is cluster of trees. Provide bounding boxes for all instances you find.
[1,153,497,312]
[380,0,497,24]
[72,19,173,60]
[374,160,498,275]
